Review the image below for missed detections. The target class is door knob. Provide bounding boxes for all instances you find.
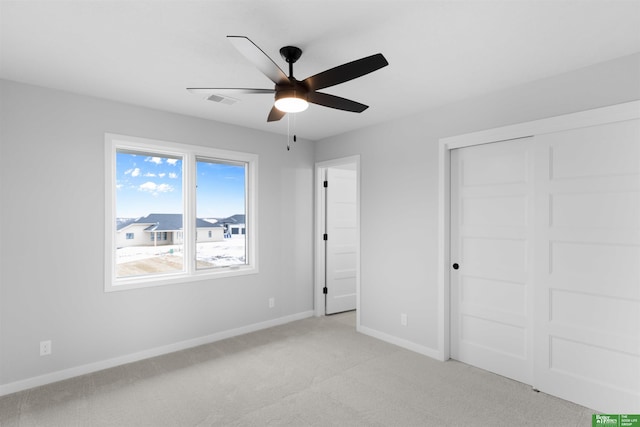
[452,263,459,270]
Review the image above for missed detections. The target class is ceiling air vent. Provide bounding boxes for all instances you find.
[206,94,239,105]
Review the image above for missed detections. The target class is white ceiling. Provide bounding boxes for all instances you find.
[1,0,639,141]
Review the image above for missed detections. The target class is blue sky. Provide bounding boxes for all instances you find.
[196,159,246,219]
[116,152,245,219]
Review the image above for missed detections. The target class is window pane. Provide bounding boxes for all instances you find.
[115,150,184,278]
[195,158,247,269]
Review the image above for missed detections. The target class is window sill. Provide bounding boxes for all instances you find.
[105,265,259,292]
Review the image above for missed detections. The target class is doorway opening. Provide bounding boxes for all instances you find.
[315,156,360,324]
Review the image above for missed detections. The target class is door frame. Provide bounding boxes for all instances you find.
[314,156,361,322]
[436,100,640,362]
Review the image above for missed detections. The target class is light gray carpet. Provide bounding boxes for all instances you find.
[0,312,594,426]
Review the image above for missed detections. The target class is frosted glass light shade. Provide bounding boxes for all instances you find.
[274,96,309,113]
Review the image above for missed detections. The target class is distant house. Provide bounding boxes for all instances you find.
[217,214,246,238]
[116,213,223,248]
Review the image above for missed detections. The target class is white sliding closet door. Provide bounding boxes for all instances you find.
[532,119,640,413]
[450,138,534,385]
[450,117,640,413]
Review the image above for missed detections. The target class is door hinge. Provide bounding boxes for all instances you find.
[323,287,328,294]
[323,180,328,188]
[323,233,328,241]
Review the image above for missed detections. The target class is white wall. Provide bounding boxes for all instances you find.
[196,228,225,243]
[0,80,315,389]
[315,52,640,355]
[116,224,151,247]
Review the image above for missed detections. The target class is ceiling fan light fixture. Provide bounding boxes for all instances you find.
[274,90,309,113]
[189,37,388,122]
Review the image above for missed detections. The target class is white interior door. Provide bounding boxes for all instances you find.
[450,138,534,385]
[532,119,640,413]
[450,117,640,412]
[325,166,358,314]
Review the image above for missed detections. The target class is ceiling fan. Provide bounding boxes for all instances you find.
[187,36,389,122]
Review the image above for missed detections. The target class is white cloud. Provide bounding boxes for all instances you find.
[166,159,179,166]
[138,181,173,195]
[145,157,163,165]
[158,173,166,178]
[139,182,156,192]
[144,172,156,177]
[130,168,141,177]
[168,172,178,179]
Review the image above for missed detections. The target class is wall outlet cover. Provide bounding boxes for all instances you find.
[40,340,52,356]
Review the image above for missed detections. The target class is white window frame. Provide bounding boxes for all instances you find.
[105,133,258,292]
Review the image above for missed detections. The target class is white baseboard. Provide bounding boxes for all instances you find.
[0,310,314,397]
[358,325,444,361]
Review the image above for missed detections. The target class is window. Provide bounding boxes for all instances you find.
[150,232,169,242]
[105,134,258,291]
[195,158,247,269]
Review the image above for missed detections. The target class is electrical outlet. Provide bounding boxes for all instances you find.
[400,313,408,326]
[268,297,275,308]
[40,340,52,356]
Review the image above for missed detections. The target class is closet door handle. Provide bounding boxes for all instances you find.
[452,263,459,270]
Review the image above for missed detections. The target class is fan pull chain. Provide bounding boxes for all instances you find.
[286,114,297,151]
[293,112,297,150]
[287,114,291,151]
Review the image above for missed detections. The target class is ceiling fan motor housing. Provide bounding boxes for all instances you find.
[274,80,309,113]
[275,80,308,100]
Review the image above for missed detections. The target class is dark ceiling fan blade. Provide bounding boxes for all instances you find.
[267,106,286,122]
[303,53,388,91]
[227,36,289,85]
[307,92,368,113]
[187,88,275,95]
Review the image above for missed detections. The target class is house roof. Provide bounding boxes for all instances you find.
[218,214,245,225]
[118,213,222,232]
